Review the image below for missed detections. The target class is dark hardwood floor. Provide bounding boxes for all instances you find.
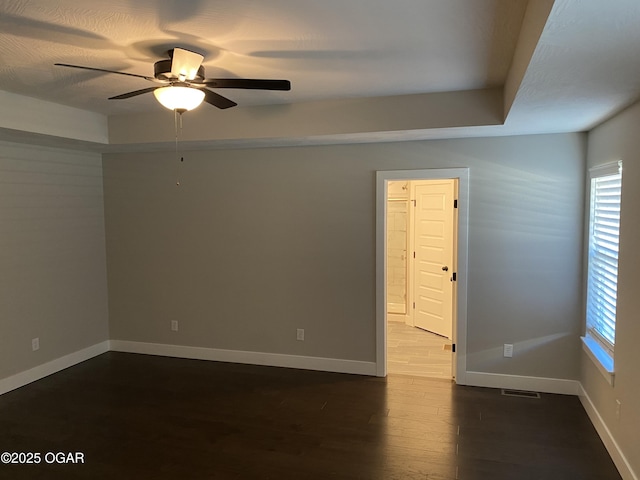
[0,353,621,479]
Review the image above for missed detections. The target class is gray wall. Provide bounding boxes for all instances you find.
[0,141,109,380]
[584,99,640,475]
[104,133,585,380]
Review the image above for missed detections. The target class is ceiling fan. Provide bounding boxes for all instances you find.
[55,47,291,111]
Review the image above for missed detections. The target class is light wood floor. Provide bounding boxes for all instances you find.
[387,320,453,379]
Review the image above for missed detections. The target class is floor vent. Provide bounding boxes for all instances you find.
[501,389,541,399]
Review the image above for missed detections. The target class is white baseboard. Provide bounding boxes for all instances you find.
[109,340,377,376]
[463,371,580,395]
[0,341,110,396]
[579,384,638,480]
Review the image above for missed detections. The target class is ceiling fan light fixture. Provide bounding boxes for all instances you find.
[153,86,205,111]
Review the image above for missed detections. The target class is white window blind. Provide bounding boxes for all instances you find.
[586,162,622,355]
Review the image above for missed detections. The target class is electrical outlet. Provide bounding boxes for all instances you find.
[503,344,513,358]
[171,320,179,332]
[32,338,40,351]
[296,329,305,341]
[616,399,621,421]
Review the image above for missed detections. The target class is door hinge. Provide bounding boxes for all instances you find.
[452,272,457,281]
[413,302,415,309]
[454,199,458,208]
[452,343,456,353]
[413,251,416,259]
[412,199,416,207]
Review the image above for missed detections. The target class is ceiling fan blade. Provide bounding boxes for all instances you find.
[203,89,237,109]
[109,87,159,100]
[170,48,204,81]
[54,63,156,82]
[203,78,291,91]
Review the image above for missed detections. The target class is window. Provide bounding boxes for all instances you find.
[583,161,622,381]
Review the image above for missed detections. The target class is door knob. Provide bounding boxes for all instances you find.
[442,266,449,271]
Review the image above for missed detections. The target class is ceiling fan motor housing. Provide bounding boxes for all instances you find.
[154,59,205,82]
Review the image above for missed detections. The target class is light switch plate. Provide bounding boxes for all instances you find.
[504,344,513,358]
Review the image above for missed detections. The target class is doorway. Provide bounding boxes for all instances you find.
[386,179,456,378]
[375,168,469,383]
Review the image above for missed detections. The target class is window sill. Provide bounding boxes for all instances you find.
[581,336,615,386]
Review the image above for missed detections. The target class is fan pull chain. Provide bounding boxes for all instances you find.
[174,109,184,186]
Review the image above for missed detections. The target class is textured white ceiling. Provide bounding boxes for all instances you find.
[0,0,528,115]
[1,0,640,146]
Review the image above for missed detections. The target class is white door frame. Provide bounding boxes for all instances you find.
[376,168,469,383]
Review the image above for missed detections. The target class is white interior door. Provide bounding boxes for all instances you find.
[412,180,455,338]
